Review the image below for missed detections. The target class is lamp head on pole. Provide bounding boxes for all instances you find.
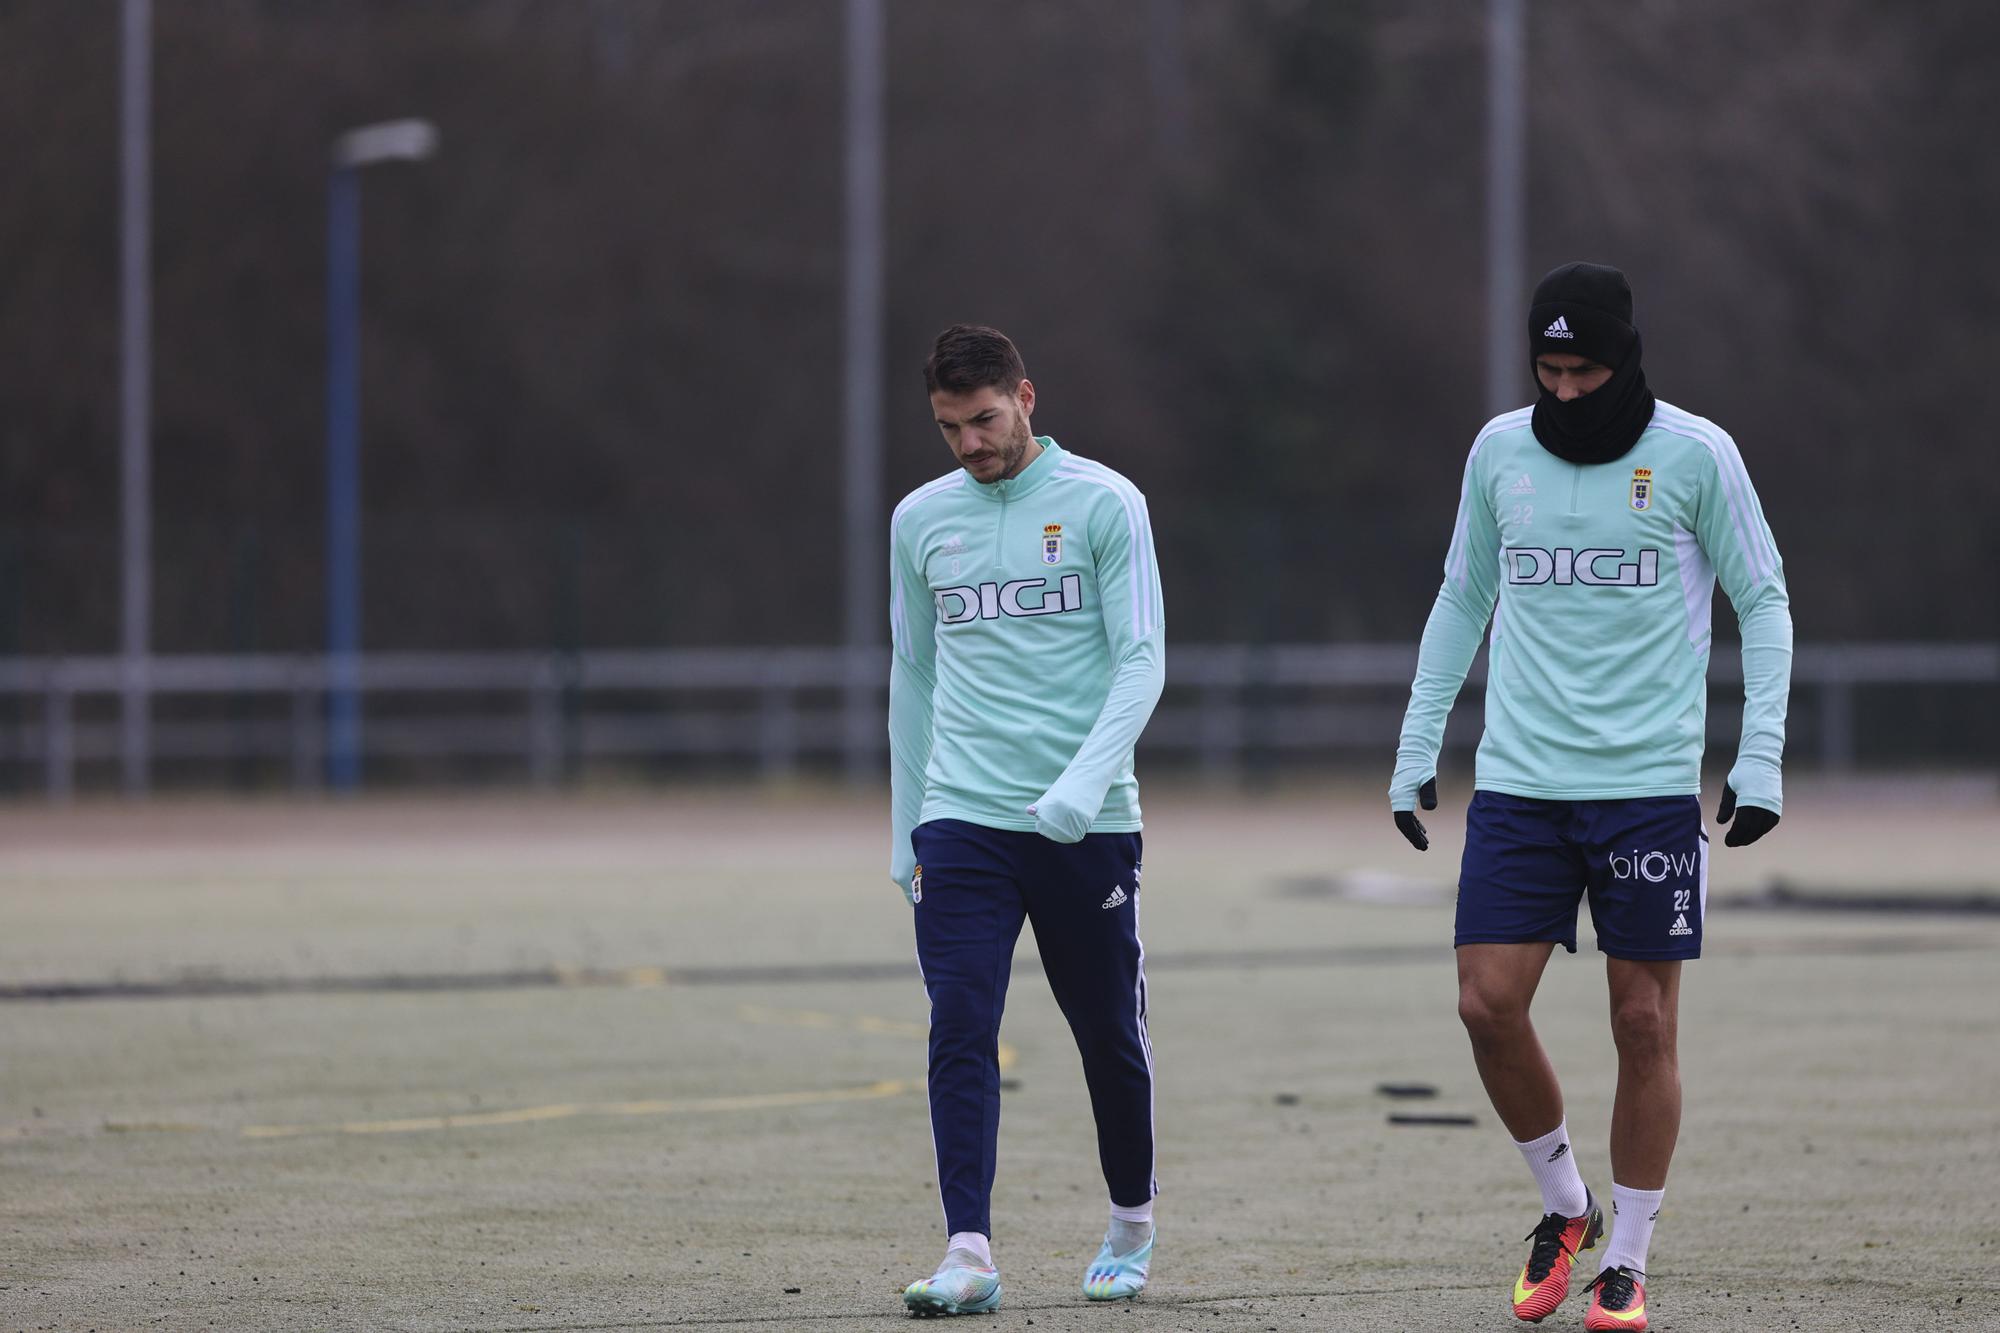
[332,118,439,170]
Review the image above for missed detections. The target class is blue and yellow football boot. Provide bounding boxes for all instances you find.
[1080,1226,1153,1302]
[901,1247,1001,1317]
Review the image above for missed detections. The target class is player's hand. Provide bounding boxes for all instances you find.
[1027,792,1091,844]
[891,845,918,905]
[1715,784,1780,847]
[1393,777,1438,851]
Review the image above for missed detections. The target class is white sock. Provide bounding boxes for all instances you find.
[1108,1199,1154,1253]
[1600,1184,1665,1276]
[945,1231,992,1268]
[1512,1120,1589,1218]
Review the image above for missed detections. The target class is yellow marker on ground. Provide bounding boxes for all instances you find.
[237,1005,1003,1139]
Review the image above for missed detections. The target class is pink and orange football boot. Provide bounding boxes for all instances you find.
[1510,1188,1604,1322]
[1583,1265,1648,1330]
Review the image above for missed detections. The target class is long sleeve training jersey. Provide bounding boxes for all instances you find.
[1392,401,1793,813]
[888,439,1165,889]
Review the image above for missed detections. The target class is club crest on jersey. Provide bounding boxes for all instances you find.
[1630,468,1654,511]
[1041,523,1064,565]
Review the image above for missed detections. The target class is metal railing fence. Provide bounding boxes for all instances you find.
[0,642,1991,800]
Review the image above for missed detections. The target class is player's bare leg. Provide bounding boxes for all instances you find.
[1456,942,1564,1138]
[1605,958,1682,1190]
[1585,957,1682,1329]
[1460,941,1604,1321]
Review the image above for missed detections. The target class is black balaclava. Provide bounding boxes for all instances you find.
[1528,262,1656,465]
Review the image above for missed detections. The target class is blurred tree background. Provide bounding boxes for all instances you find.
[2,0,1995,661]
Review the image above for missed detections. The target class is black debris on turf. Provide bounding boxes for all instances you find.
[1375,1083,1438,1098]
[1387,1113,1477,1127]
[1724,883,2000,914]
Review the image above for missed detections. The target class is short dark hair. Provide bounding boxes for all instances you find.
[923,324,1026,396]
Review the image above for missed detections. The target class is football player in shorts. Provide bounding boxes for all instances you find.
[1390,263,1793,1330]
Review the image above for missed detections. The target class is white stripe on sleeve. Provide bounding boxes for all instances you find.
[1653,406,1777,589]
[889,474,961,659]
[1446,408,1530,590]
[1673,522,1715,653]
[1053,461,1156,640]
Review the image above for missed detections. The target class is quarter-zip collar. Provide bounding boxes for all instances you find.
[964,437,1063,501]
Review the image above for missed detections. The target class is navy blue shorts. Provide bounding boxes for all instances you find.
[1456,791,1708,960]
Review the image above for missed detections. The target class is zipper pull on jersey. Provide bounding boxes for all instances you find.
[992,488,1010,571]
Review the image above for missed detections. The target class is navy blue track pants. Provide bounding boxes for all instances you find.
[911,818,1155,1238]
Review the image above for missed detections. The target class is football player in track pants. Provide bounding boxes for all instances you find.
[1391,263,1793,1331]
[888,325,1167,1316]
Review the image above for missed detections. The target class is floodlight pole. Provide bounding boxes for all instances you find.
[841,0,885,784]
[324,119,437,792]
[119,0,152,796]
[1485,0,1526,419]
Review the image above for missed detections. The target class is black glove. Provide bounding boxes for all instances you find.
[1716,784,1780,847]
[1394,777,1438,851]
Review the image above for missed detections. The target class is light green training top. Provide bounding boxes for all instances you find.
[1392,401,1793,812]
[888,438,1165,892]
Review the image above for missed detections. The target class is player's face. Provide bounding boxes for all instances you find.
[931,381,1038,484]
[1535,353,1614,401]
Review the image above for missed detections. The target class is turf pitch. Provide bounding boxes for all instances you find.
[2,780,1996,1331]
